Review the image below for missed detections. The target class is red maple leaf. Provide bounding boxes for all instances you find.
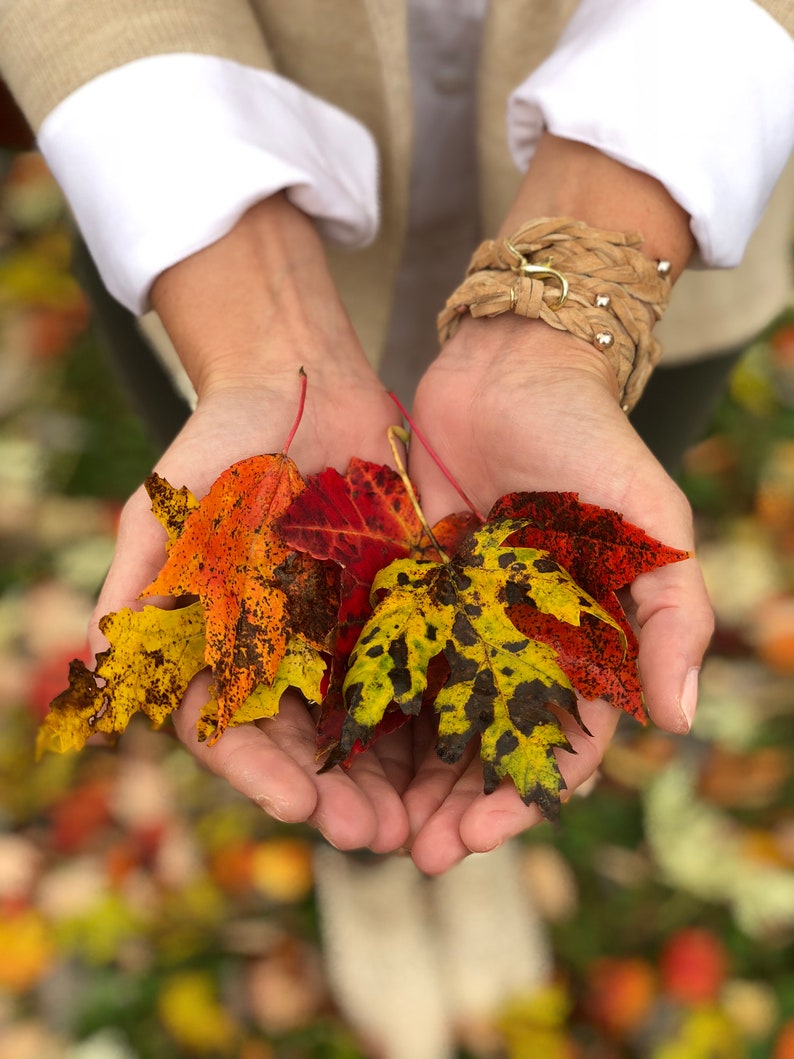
[489,491,691,718]
[278,458,478,760]
[489,491,691,601]
[277,458,422,757]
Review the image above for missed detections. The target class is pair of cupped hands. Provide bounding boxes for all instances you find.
[88,287,714,875]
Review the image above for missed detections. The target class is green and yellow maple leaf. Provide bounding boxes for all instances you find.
[341,520,625,819]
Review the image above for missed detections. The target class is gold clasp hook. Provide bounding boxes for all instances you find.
[503,240,569,310]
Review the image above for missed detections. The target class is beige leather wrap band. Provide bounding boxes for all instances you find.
[437,216,672,412]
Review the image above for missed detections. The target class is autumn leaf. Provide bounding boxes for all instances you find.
[0,910,55,993]
[278,457,479,759]
[143,453,334,735]
[491,491,691,718]
[146,471,199,543]
[277,457,422,753]
[36,602,207,756]
[278,457,424,583]
[339,519,624,819]
[490,490,691,620]
[507,602,643,719]
[273,551,339,653]
[196,635,326,742]
[158,971,241,1054]
[39,458,334,755]
[40,372,338,752]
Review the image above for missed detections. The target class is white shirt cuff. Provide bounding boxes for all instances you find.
[38,54,380,314]
[508,0,794,267]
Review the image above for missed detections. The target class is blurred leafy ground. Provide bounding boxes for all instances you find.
[0,153,792,1059]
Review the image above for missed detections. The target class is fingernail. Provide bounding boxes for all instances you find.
[476,838,503,854]
[679,667,700,731]
[254,793,290,822]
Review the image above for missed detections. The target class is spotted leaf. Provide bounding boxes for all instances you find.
[143,455,330,735]
[197,635,327,742]
[37,602,207,757]
[341,519,623,819]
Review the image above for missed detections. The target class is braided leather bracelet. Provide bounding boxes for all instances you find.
[436,216,673,412]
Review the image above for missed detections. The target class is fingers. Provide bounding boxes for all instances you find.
[402,733,480,839]
[173,681,319,819]
[408,755,487,875]
[632,559,715,733]
[175,679,413,852]
[344,751,411,853]
[407,697,620,874]
[457,698,619,856]
[367,723,417,797]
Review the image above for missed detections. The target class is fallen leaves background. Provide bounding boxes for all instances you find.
[0,152,793,1058]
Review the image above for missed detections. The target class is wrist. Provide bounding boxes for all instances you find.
[150,193,374,399]
[435,315,620,400]
[501,133,693,279]
[439,214,670,410]
[437,135,689,413]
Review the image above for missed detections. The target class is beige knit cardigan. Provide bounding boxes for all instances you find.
[1,0,792,366]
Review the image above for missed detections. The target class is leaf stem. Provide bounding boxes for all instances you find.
[387,425,449,563]
[282,367,308,455]
[388,391,485,523]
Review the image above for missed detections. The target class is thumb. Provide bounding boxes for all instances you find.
[632,558,714,733]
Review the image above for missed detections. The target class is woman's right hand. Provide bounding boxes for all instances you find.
[87,194,413,856]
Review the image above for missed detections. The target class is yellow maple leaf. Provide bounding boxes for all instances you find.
[37,602,207,756]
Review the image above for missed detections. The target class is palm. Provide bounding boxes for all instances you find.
[400,318,713,873]
[90,376,414,854]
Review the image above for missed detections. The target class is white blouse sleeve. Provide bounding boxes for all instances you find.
[38,54,380,314]
[508,0,794,267]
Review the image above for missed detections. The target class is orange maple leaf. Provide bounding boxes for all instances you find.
[142,453,308,733]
